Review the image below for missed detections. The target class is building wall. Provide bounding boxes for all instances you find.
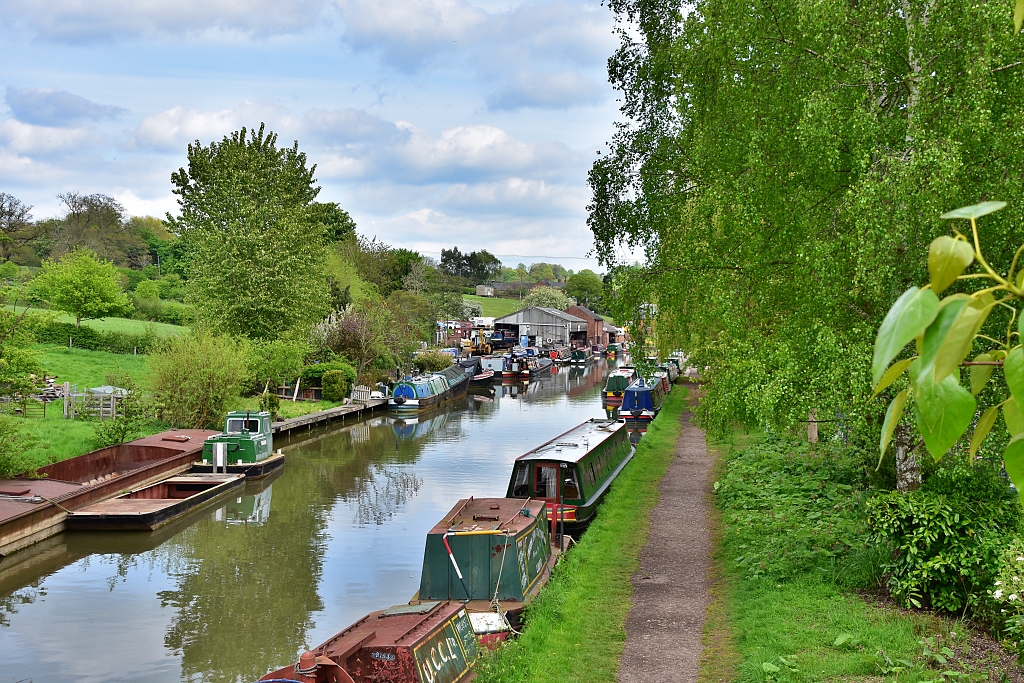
[565,306,607,345]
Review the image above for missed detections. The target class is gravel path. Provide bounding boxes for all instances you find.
[618,398,713,683]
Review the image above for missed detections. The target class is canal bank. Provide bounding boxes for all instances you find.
[474,386,690,683]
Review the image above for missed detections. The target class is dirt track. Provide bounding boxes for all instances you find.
[618,396,712,683]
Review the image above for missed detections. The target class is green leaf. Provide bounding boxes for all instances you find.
[1006,347,1024,404]
[910,359,976,461]
[970,353,995,396]
[928,236,974,294]
[939,201,1008,220]
[879,389,908,468]
[934,293,995,383]
[762,662,780,673]
[1016,0,1024,34]
[1004,435,1024,505]
[872,287,940,385]
[970,406,998,458]
[1006,397,1024,437]
[871,358,914,398]
[920,295,968,372]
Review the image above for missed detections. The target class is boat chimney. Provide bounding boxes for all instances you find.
[212,442,228,474]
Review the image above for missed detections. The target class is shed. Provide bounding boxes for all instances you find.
[493,307,588,347]
[476,284,495,297]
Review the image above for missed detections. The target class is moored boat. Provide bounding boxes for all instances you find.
[418,497,554,631]
[591,343,606,356]
[548,347,571,364]
[194,410,285,478]
[606,342,620,358]
[603,366,638,408]
[569,346,594,365]
[517,355,553,380]
[260,600,479,683]
[506,419,633,533]
[390,364,470,412]
[621,377,667,427]
[459,357,496,385]
[66,473,245,531]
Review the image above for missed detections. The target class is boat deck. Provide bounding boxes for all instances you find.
[516,419,625,463]
[430,497,547,536]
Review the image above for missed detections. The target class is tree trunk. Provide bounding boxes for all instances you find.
[807,410,819,443]
[894,423,921,492]
[76,316,81,328]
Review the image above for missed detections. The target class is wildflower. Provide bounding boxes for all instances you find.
[997,581,1003,586]
[1017,556,1024,562]
[995,589,1005,599]
[1010,594,1019,601]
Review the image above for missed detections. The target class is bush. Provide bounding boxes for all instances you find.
[0,416,38,477]
[259,391,281,420]
[89,373,153,447]
[133,280,160,300]
[300,359,357,381]
[156,300,191,325]
[33,321,159,354]
[713,435,874,584]
[149,331,248,429]
[415,350,454,373]
[321,369,351,402]
[867,460,1020,613]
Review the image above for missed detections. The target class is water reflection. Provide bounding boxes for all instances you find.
[0,360,619,683]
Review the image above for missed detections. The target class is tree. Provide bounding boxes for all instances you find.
[307,202,356,242]
[149,331,248,429]
[440,247,502,283]
[47,193,151,268]
[169,124,330,340]
[247,338,308,393]
[520,286,574,310]
[565,270,605,309]
[0,193,39,264]
[339,234,420,297]
[33,248,129,327]
[589,0,1024,438]
[311,298,415,380]
[0,417,38,478]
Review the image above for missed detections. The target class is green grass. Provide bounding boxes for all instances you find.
[464,295,524,319]
[18,410,114,469]
[702,433,1005,682]
[34,345,152,388]
[475,388,689,683]
[6,305,186,336]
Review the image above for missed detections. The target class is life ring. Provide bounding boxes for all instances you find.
[545,337,553,345]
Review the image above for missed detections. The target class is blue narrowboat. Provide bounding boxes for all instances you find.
[389,364,469,413]
[621,377,667,426]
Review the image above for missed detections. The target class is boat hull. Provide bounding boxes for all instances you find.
[190,452,285,479]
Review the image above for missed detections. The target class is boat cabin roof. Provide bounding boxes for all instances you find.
[428,497,547,535]
[515,419,625,464]
[317,600,465,654]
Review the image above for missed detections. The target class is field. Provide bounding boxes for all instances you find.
[5,305,186,336]
[463,295,523,318]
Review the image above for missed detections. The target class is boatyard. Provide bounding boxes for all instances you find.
[0,357,636,682]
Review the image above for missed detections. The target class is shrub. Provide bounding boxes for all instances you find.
[34,321,160,354]
[149,331,248,429]
[0,416,38,478]
[300,358,357,382]
[415,350,454,373]
[867,459,1020,613]
[89,373,153,447]
[133,280,160,300]
[259,391,281,420]
[321,369,350,402]
[156,300,191,325]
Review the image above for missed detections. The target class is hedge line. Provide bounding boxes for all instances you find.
[34,322,160,354]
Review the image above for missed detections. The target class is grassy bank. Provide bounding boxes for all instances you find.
[702,433,1017,682]
[464,295,524,318]
[475,386,689,683]
[5,305,186,336]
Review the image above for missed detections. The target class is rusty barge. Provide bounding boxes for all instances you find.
[0,429,216,556]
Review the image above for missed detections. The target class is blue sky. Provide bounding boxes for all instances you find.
[0,0,628,269]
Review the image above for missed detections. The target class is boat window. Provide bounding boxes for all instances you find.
[227,419,260,433]
[588,462,597,486]
[563,469,581,500]
[511,464,530,497]
[534,465,558,499]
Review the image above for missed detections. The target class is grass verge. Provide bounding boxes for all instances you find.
[6,305,186,336]
[701,432,1010,683]
[475,386,689,683]
[463,295,524,319]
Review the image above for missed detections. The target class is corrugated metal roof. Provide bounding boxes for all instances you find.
[494,307,588,325]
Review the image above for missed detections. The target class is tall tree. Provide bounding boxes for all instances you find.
[590,0,1024,437]
[0,193,38,264]
[169,124,330,340]
[565,269,605,309]
[32,248,130,327]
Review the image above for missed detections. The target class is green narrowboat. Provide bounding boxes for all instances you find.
[195,411,285,478]
[506,419,633,533]
[418,497,551,604]
[603,366,638,408]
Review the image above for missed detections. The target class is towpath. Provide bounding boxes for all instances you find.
[618,387,713,683]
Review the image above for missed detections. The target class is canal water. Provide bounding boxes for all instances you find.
[0,361,617,683]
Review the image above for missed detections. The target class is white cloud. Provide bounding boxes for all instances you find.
[486,70,604,110]
[0,0,330,42]
[6,87,126,127]
[127,102,300,151]
[111,189,178,218]
[0,119,97,154]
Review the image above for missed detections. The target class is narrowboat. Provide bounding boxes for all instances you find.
[260,600,479,683]
[659,361,680,383]
[591,343,606,356]
[479,355,507,375]
[607,342,620,356]
[621,377,667,426]
[459,357,495,385]
[512,355,553,380]
[417,497,554,623]
[603,366,638,408]
[506,419,633,533]
[654,370,672,393]
[194,411,285,478]
[548,347,571,364]
[570,346,594,365]
[390,365,469,412]
[66,473,245,531]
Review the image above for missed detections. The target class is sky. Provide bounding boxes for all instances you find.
[0,0,630,270]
